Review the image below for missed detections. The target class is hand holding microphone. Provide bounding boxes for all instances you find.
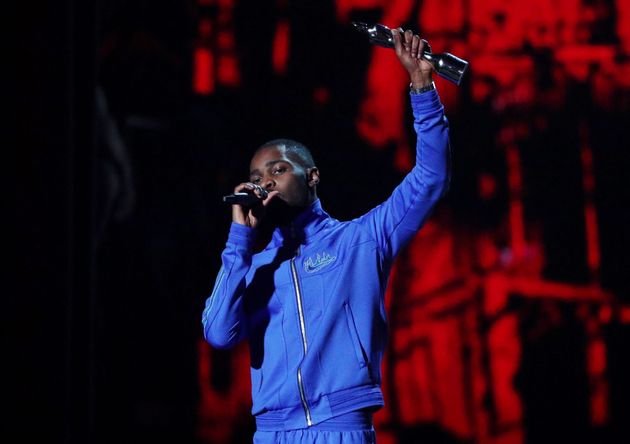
[225,183,279,228]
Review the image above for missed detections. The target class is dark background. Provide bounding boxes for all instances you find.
[13,0,630,443]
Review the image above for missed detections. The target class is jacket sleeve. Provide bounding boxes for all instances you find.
[201,222,256,349]
[356,89,451,264]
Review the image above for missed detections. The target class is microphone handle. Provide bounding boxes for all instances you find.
[223,192,264,206]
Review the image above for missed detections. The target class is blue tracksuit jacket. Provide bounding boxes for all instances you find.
[202,89,450,431]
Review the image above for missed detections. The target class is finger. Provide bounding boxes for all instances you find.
[234,182,268,199]
[411,34,420,58]
[251,184,268,199]
[261,190,280,207]
[234,182,255,193]
[392,28,402,56]
[404,30,413,52]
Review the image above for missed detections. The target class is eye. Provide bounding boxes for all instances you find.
[273,166,287,175]
[251,177,262,184]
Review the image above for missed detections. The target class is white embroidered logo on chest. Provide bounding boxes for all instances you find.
[303,252,337,273]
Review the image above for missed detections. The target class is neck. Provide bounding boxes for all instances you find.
[279,204,307,226]
[253,205,303,251]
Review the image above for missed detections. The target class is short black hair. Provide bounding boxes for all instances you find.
[256,138,315,169]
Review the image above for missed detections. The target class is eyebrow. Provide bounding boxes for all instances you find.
[249,159,288,176]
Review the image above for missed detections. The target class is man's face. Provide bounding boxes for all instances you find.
[249,145,313,209]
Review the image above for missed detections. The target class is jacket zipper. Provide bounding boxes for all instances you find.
[290,246,313,427]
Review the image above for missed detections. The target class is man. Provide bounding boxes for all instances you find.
[202,28,451,443]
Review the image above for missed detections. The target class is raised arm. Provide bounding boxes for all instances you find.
[356,29,451,264]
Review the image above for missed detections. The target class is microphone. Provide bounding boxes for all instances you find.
[222,189,268,206]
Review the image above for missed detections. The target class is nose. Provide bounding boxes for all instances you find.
[262,177,275,190]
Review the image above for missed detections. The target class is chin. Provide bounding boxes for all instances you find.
[266,197,291,216]
[272,194,302,209]
[265,197,304,226]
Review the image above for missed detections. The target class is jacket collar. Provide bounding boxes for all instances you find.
[269,199,330,248]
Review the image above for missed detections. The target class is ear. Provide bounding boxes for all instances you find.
[307,167,320,188]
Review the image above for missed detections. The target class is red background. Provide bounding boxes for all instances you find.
[13,1,630,443]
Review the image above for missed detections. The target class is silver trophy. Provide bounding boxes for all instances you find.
[352,22,469,85]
